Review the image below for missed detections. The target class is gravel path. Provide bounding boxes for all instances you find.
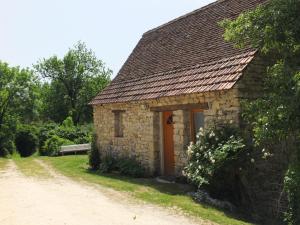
[0,160,210,225]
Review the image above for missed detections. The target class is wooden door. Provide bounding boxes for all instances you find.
[163,111,175,175]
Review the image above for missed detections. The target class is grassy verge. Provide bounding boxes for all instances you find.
[42,155,252,225]
[0,157,8,170]
[13,156,51,178]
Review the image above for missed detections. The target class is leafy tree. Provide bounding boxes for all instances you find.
[221,0,300,223]
[40,81,70,123]
[0,62,40,156]
[35,41,111,124]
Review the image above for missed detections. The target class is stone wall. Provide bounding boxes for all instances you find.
[93,88,240,175]
[93,56,288,223]
[173,110,191,175]
[93,103,160,174]
[92,56,270,175]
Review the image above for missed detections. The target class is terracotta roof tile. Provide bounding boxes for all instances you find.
[91,52,256,104]
[91,0,266,105]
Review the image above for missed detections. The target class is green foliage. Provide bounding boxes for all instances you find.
[39,81,71,123]
[35,41,111,124]
[15,125,39,157]
[98,155,117,173]
[42,135,74,157]
[0,62,40,157]
[38,118,92,156]
[284,154,300,225]
[0,115,17,157]
[221,0,300,223]
[116,157,145,178]
[184,126,245,188]
[55,117,91,144]
[99,155,145,178]
[0,42,110,158]
[0,137,15,157]
[221,0,300,55]
[55,126,91,144]
[88,133,101,170]
[37,122,58,150]
[221,0,300,144]
[61,116,74,128]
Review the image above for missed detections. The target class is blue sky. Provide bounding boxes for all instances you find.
[0,0,215,77]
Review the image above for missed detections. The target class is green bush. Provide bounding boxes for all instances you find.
[73,132,92,144]
[38,122,58,150]
[55,127,91,144]
[99,155,117,173]
[15,125,39,157]
[0,138,15,157]
[98,154,145,178]
[184,125,246,187]
[42,135,74,156]
[37,118,92,156]
[284,157,300,225]
[0,116,18,157]
[88,134,101,170]
[61,116,74,128]
[117,157,145,178]
[55,117,91,144]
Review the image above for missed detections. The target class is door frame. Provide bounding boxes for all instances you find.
[159,112,165,175]
[161,111,175,176]
[190,109,204,143]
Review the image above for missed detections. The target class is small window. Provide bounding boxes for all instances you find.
[113,110,125,137]
[191,109,204,142]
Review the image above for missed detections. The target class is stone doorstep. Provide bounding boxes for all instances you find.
[155,176,176,184]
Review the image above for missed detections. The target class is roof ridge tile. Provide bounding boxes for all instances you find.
[143,0,227,36]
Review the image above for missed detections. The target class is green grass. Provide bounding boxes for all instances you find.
[13,156,51,178]
[0,157,8,170]
[41,155,253,225]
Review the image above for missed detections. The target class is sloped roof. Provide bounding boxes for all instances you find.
[91,0,266,105]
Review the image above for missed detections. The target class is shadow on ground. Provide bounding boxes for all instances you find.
[84,169,254,224]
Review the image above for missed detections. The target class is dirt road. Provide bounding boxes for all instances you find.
[0,160,208,225]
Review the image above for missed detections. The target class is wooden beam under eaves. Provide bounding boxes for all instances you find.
[150,103,209,112]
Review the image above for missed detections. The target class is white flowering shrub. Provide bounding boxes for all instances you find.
[184,125,246,188]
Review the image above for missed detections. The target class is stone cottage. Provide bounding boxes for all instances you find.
[90,0,267,176]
